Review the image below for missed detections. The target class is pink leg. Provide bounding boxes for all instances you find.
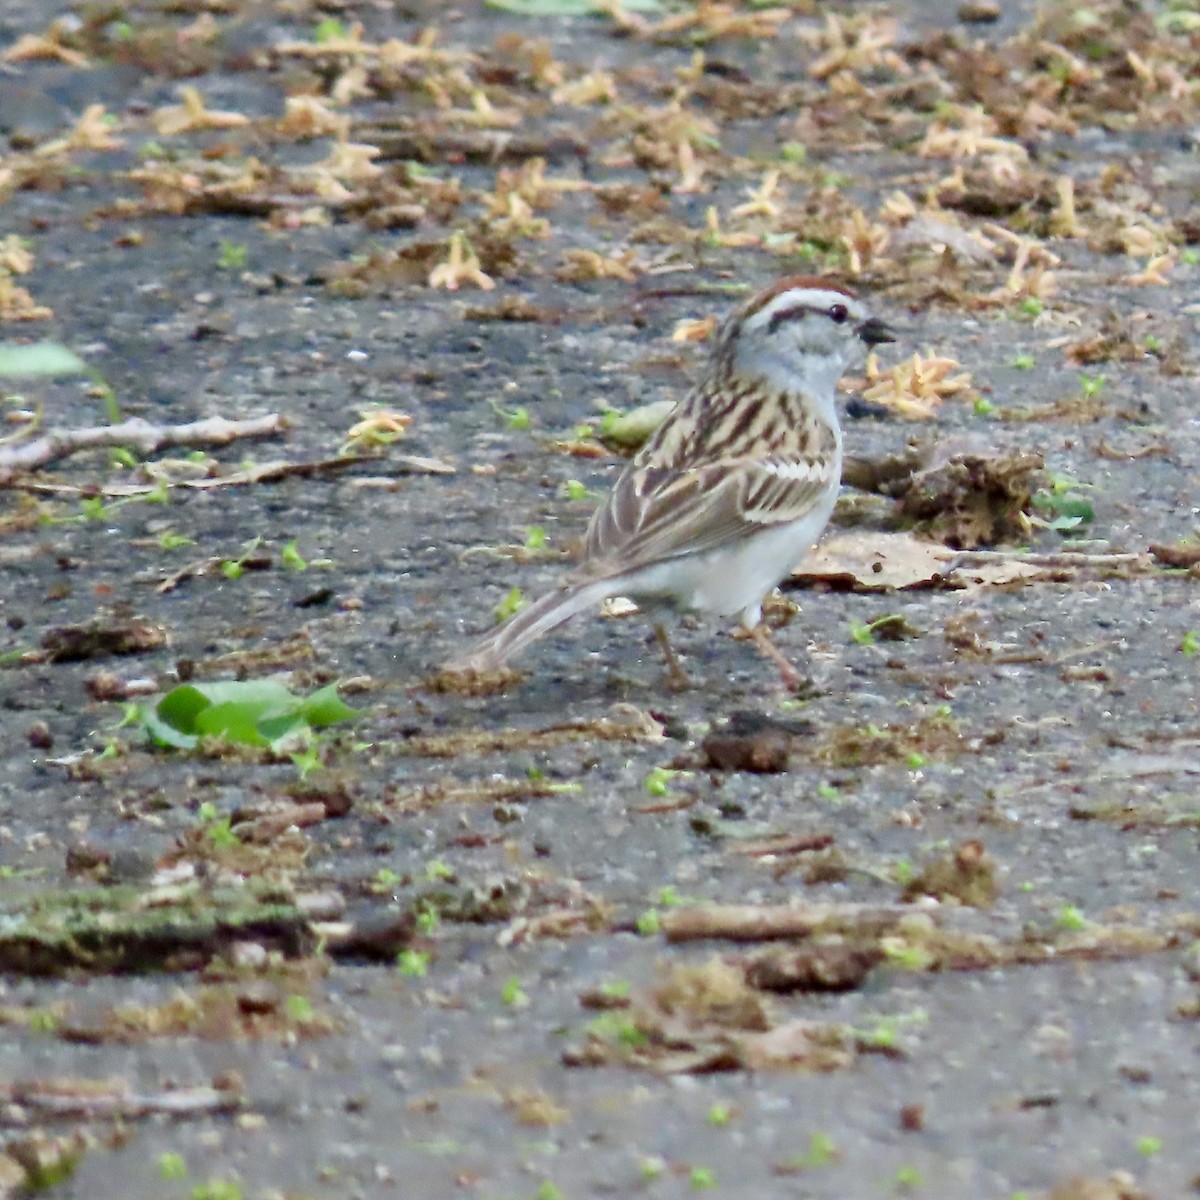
[654,624,691,691]
[746,623,803,690]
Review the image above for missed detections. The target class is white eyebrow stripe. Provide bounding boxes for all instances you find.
[745,289,864,333]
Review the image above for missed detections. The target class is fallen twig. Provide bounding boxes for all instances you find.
[659,903,910,944]
[153,551,273,594]
[0,1081,241,1122]
[0,414,288,484]
[1149,541,1200,569]
[15,453,456,499]
[945,550,1147,571]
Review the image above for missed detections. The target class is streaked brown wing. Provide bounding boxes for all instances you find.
[576,452,836,582]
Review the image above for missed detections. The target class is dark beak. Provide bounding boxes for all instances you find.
[857,317,895,346]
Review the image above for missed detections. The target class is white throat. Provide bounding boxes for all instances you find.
[731,341,847,430]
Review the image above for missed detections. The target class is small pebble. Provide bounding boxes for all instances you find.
[27,721,52,750]
[958,0,1000,20]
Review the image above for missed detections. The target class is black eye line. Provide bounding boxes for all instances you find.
[766,302,852,334]
[765,304,814,334]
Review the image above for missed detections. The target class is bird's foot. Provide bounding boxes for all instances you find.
[654,623,692,691]
[741,623,807,692]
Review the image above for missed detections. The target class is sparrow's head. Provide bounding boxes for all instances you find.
[717,276,894,399]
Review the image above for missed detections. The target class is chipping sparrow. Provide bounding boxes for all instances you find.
[444,275,894,687]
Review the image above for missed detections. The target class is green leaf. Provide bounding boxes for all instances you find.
[158,1152,188,1181]
[598,400,674,450]
[196,703,275,747]
[0,342,89,379]
[156,683,224,732]
[313,15,347,41]
[486,0,662,12]
[281,539,308,571]
[296,683,357,726]
[136,704,197,749]
[165,681,291,727]
[141,680,356,749]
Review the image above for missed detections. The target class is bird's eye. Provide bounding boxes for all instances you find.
[828,303,849,324]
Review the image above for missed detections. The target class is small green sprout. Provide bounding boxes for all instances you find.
[203,812,239,849]
[217,241,247,271]
[1031,474,1094,533]
[906,752,927,769]
[894,1164,923,1190]
[850,620,875,646]
[191,1181,243,1200]
[636,908,661,936]
[639,1157,666,1181]
[489,399,531,430]
[524,526,547,551]
[778,1131,839,1172]
[313,16,347,41]
[690,1166,716,1190]
[817,783,839,800]
[882,941,933,971]
[804,1132,837,1167]
[563,479,590,501]
[27,1009,58,1034]
[285,995,314,1022]
[644,766,675,796]
[495,586,525,622]
[158,530,194,550]
[780,142,807,163]
[159,1152,188,1181]
[501,976,529,1008]
[424,859,454,882]
[599,979,631,1000]
[1182,248,1200,266]
[849,615,915,645]
[397,949,430,977]
[1011,353,1036,369]
[707,1104,732,1126]
[973,397,995,416]
[1078,372,1106,398]
[290,740,322,780]
[281,540,308,571]
[535,1184,566,1200]
[587,1012,647,1047]
[1019,297,1045,317]
[1180,630,1199,657]
[1055,903,1088,931]
[94,734,124,763]
[657,885,684,907]
[1136,1135,1162,1156]
[415,903,439,934]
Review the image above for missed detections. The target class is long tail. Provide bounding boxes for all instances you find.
[443,580,612,672]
